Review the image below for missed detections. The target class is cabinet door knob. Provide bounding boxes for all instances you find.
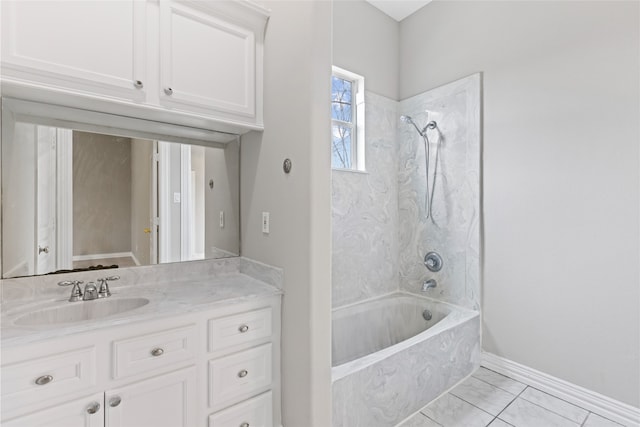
[86,402,101,414]
[164,87,173,95]
[35,374,53,385]
[237,369,248,378]
[240,423,250,427]
[134,80,144,89]
[238,324,249,333]
[150,348,164,357]
[109,396,122,407]
[38,245,49,254]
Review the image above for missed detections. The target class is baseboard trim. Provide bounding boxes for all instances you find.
[72,252,134,262]
[481,352,640,427]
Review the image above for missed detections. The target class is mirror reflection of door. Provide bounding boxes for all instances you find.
[2,121,240,278]
[35,126,74,275]
[36,126,57,274]
[157,141,206,264]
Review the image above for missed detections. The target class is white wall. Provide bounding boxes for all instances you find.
[401,1,639,406]
[241,1,332,425]
[333,0,399,100]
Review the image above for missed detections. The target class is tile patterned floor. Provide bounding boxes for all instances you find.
[399,367,627,427]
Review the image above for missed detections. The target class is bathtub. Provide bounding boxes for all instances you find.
[332,293,480,427]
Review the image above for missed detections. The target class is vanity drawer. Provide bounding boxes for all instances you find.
[113,324,196,379]
[208,307,272,353]
[1,346,96,411]
[209,343,272,410]
[209,391,273,427]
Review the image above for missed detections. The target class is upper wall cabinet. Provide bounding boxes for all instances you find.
[1,1,147,101]
[159,1,261,121]
[0,0,269,135]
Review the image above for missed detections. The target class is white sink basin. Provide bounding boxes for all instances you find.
[14,298,150,326]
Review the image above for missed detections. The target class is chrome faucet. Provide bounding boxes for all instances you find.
[422,279,437,292]
[58,275,119,302]
[97,276,119,298]
[83,282,99,300]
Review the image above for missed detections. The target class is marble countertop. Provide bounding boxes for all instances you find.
[1,272,282,348]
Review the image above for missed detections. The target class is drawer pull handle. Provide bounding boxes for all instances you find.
[35,375,53,385]
[151,348,164,357]
[164,87,173,95]
[238,324,249,333]
[86,402,101,414]
[240,423,250,427]
[238,369,248,378]
[133,80,144,89]
[109,396,122,407]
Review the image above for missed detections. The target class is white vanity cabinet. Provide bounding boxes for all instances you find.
[0,0,268,133]
[2,392,105,427]
[105,367,197,427]
[1,295,281,427]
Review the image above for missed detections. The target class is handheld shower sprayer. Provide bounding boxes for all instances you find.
[400,114,441,221]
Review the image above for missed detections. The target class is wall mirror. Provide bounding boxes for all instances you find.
[1,98,240,278]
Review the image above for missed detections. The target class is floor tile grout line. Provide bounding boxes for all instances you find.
[448,391,508,418]
[522,384,592,423]
[471,373,526,396]
[417,409,444,426]
[518,391,589,425]
[492,384,530,423]
[482,366,619,426]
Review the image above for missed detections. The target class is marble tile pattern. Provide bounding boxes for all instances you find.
[332,92,400,308]
[332,314,480,427]
[1,260,282,347]
[398,366,631,427]
[398,74,481,311]
[1,256,282,303]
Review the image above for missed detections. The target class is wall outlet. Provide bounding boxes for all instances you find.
[219,211,224,228]
[262,212,270,234]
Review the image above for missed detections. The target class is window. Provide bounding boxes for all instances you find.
[331,67,365,170]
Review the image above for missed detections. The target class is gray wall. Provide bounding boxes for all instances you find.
[73,131,132,256]
[332,92,399,308]
[241,1,332,425]
[333,0,399,100]
[130,138,152,265]
[205,140,240,257]
[401,1,639,406]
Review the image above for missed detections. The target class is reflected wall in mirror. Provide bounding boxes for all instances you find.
[2,124,239,278]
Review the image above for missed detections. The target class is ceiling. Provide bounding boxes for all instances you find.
[365,0,433,22]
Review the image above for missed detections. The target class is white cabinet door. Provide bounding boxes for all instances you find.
[105,367,196,427]
[159,1,257,120]
[1,1,146,101]
[2,392,105,427]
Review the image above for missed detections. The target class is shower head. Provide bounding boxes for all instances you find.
[400,115,424,136]
[401,115,438,136]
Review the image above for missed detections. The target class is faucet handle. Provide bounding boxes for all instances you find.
[58,280,84,302]
[97,276,118,298]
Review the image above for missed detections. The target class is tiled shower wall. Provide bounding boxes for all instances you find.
[332,74,480,311]
[398,75,481,310]
[332,92,399,308]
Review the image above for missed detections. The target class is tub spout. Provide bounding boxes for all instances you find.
[422,279,437,291]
